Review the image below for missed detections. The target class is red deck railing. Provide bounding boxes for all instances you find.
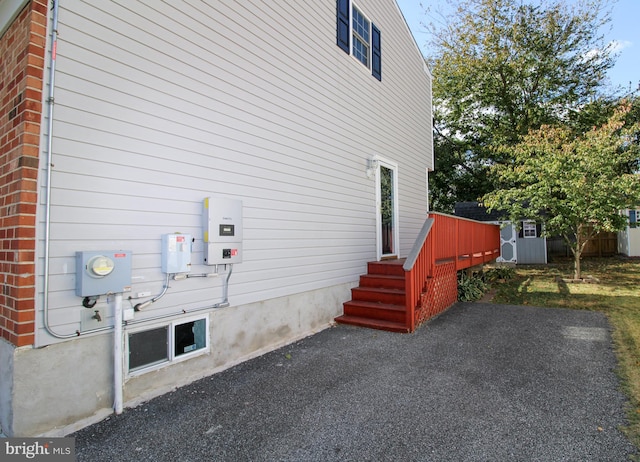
[403,212,500,331]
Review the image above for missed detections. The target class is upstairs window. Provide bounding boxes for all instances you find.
[630,210,638,228]
[336,0,382,81]
[352,7,370,66]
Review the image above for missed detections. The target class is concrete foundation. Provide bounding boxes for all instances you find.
[0,338,15,436]
[1,283,351,436]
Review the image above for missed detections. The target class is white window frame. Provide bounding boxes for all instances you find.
[522,221,537,239]
[126,314,210,377]
[351,3,371,69]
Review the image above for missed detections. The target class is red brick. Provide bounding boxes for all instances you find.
[13,321,34,335]
[14,298,35,311]
[10,308,34,322]
[14,333,34,347]
[14,285,34,299]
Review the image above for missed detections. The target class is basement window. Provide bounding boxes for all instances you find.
[127,315,209,375]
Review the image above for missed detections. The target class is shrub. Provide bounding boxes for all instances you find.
[457,271,488,301]
[483,266,515,282]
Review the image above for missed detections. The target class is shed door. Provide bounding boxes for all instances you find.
[497,222,517,263]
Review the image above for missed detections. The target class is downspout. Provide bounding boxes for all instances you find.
[113,293,123,414]
[41,0,111,339]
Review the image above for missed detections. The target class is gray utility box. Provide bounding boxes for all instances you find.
[203,197,243,265]
[76,250,133,297]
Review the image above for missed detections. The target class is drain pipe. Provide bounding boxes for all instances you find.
[113,293,124,414]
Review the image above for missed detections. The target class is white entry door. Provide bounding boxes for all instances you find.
[375,157,399,260]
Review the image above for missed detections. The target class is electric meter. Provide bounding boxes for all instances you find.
[76,250,132,296]
[86,255,115,277]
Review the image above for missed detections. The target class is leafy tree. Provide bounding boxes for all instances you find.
[483,102,640,280]
[429,130,492,212]
[426,0,617,209]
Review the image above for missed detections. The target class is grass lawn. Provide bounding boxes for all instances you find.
[488,257,640,450]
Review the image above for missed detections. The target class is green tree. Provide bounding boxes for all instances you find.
[426,0,616,209]
[483,102,640,280]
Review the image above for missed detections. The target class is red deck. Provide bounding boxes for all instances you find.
[335,213,500,332]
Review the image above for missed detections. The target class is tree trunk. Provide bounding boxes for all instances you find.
[574,248,582,280]
[573,225,584,280]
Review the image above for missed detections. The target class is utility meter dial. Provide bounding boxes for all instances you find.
[86,255,115,277]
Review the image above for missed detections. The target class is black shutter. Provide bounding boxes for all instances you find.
[372,23,381,80]
[536,223,542,238]
[337,0,350,53]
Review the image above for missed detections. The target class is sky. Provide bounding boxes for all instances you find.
[395,0,640,93]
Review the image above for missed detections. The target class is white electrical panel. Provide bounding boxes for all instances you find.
[162,233,192,273]
[203,197,243,265]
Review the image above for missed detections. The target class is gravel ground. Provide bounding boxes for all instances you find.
[73,302,637,461]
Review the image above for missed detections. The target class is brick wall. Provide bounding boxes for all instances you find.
[0,0,47,347]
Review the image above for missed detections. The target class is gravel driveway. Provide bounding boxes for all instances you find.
[74,302,637,461]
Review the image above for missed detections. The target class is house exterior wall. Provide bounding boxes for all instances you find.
[1,0,432,436]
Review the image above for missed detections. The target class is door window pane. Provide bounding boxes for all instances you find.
[380,165,394,255]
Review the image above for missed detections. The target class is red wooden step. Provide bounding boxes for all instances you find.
[359,274,405,289]
[367,259,406,277]
[342,300,406,323]
[334,314,410,333]
[350,286,406,305]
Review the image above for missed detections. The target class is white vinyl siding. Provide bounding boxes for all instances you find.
[36,0,432,343]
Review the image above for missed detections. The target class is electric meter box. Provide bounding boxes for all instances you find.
[203,197,243,265]
[76,250,133,297]
[162,233,192,273]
